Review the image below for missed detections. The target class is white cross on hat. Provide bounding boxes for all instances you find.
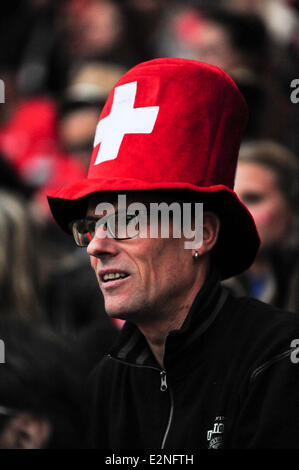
[93,81,160,165]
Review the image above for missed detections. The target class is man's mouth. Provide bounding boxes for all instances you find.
[102,272,130,283]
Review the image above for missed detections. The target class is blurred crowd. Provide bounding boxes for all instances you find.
[0,0,298,448]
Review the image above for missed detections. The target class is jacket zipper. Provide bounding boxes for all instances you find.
[160,370,174,449]
[107,355,174,449]
[160,370,167,391]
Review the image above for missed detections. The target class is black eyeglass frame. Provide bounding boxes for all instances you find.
[69,209,146,247]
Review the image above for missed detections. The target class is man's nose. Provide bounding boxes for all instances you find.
[87,224,117,258]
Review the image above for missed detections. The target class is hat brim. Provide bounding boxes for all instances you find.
[47,177,260,280]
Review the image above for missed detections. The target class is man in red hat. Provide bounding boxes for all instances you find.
[48,58,299,449]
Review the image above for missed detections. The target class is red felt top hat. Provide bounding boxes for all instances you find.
[47,58,260,279]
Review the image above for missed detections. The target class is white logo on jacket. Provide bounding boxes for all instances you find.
[207,416,225,449]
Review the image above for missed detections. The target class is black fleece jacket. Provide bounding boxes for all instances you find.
[86,273,299,449]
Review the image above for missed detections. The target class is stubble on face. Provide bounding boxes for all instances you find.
[87,193,204,328]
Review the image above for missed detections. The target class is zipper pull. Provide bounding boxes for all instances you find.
[160,371,167,391]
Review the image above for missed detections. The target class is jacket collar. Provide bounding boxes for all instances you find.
[108,269,229,373]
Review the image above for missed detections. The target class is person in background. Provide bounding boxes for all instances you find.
[227,140,299,312]
[58,61,127,171]
[155,4,269,74]
[0,153,32,199]
[0,190,44,320]
[50,0,141,85]
[0,316,86,449]
[0,185,118,373]
[155,4,292,143]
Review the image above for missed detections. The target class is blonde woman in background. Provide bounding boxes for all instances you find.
[227,140,299,312]
[0,190,43,320]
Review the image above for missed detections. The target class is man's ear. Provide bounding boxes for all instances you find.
[0,413,51,449]
[194,212,220,255]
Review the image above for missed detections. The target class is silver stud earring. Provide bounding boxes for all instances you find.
[193,250,199,261]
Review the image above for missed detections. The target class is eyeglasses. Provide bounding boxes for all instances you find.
[70,210,143,247]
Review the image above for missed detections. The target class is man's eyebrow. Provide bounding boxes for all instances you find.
[86,201,114,217]
[86,209,96,217]
[86,205,121,217]
[86,210,109,218]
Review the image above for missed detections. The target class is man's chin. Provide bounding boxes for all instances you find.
[105,303,131,321]
[104,294,149,323]
[105,304,142,324]
[109,312,128,321]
